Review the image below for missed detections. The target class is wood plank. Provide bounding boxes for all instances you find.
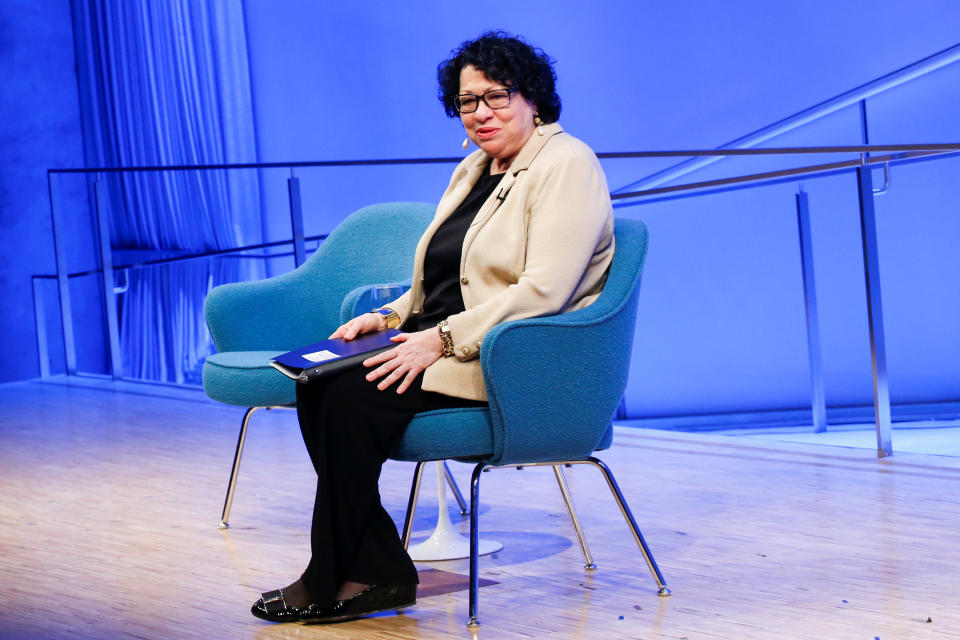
[1,378,959,639]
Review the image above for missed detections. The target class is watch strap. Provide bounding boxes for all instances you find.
[373,307,401,329]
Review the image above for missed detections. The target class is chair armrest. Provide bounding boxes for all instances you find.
[339,280,413,324]
[479,290,641,466]
[205,269,330,353]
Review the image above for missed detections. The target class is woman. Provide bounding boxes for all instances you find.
[252,30,614,624]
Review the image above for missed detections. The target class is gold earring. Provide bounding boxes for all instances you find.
[462,137,469,150]
[534,114,544,136]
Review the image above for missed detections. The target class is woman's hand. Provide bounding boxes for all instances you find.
[363,328,443,394]
[328,312,385,340]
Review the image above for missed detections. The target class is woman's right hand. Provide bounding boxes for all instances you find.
[328,312,386,341]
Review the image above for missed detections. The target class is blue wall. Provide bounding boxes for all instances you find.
[2,1,958,420]
[0,0,90,383]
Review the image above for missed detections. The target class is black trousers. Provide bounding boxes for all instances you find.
[295,365,486,604]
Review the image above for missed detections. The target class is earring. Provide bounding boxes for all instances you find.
[462,137,469,150]
[534,114,544,136]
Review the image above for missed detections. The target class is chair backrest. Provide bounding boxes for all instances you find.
[479,217,649,465]
[205,202,434,352]
[298,202,434,334]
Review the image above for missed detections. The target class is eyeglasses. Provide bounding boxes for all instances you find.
[454,88,518,114]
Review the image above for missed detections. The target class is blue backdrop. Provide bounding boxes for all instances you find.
[2,0,958,421]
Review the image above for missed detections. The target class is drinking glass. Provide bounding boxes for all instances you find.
[369,284,404,311]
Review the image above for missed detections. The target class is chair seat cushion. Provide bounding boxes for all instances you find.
[202,351,296,407]
[391,407,495,462]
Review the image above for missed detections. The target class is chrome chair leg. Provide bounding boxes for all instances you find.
[467,462,486,628]
[401,461,429,549]
[443,460,469,515]
[219,406,262,529]
[552,464,596,569]
[587,456,671,596]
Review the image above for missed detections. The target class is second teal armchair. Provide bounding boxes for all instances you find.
[202,202,434,528]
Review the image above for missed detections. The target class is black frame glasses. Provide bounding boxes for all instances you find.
[454,88,519,114]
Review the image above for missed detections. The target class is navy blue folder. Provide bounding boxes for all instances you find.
[270,329,401,382]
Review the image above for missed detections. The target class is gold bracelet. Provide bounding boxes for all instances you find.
[373,308,401,329]
[437,319,455,358]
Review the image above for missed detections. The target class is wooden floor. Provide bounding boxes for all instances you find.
[2,377,960,639]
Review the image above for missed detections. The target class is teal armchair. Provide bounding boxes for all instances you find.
[202,202,434,527]
[340,218,671,626]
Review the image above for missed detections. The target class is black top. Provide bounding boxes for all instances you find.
[407,163,501,332]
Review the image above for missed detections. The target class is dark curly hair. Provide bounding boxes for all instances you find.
[437,31,561,124]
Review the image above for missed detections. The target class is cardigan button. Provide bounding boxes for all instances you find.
[462,346,470,355]
[460,276,469,285]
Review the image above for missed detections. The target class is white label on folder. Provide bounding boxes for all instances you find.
[302,349,340,363]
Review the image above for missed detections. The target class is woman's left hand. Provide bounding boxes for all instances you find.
[363,328,443,394]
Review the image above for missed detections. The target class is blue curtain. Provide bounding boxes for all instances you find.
[72,0,262,383]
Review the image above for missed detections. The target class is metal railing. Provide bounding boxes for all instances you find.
[613,41,960,194]
[40,139,960,459]
[620,140,960,458]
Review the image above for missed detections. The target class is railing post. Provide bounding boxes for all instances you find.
[94,176,123,378]
[287,173,306,267]
[32,276,51,378]
[795,188,827,433]
[855,166,893,457]
[47,172,77,375]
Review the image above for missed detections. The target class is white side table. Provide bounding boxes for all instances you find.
[407,461,502,561]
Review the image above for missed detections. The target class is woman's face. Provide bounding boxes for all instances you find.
[459,65,537,173]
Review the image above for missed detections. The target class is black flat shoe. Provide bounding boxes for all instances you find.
[299,583,417,624]
[251,588,305,623]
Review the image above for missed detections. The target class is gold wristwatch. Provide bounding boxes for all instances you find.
[373,308,401,329]
[437,319,455,357]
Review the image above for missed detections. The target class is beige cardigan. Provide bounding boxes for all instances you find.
[387,123,615,401]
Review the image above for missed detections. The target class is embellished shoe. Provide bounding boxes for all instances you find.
[251,588,305,623]
[299,583,417,624]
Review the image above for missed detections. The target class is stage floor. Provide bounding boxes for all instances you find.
[2,377,960,639]
[718,420,960,457]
